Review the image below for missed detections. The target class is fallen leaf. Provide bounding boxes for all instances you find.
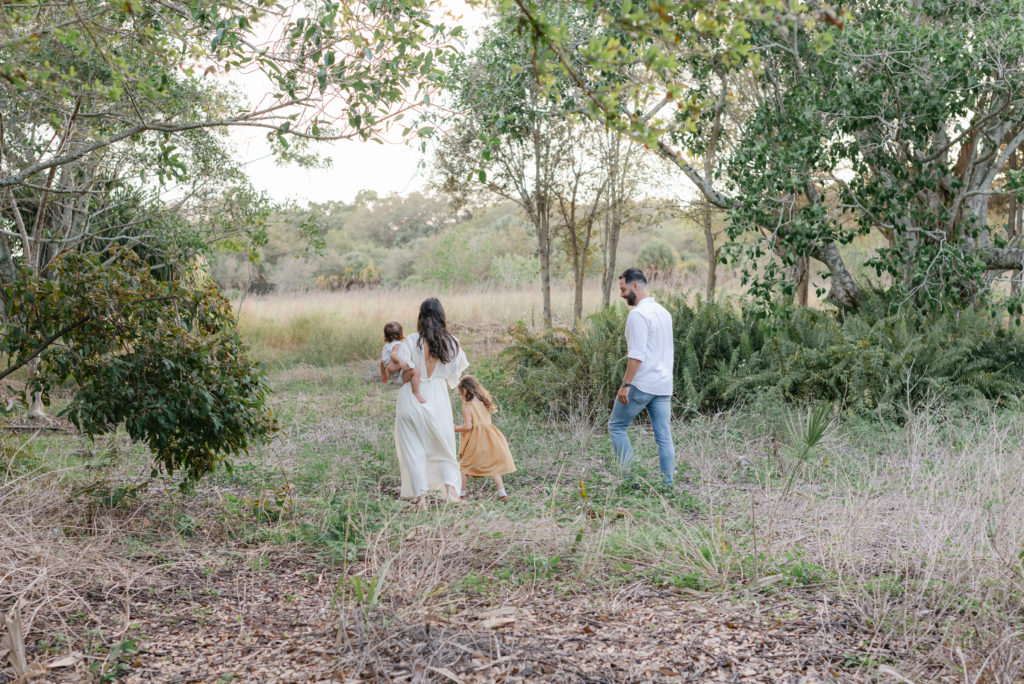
[427,665,464,682]
[480,614,516,629]
[47,652,83,669]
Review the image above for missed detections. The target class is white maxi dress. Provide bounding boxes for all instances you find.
[394,333,468,498]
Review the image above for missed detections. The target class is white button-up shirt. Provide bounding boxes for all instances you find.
[625,296,674,396]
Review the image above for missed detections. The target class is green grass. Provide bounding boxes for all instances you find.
[238,312,380,365]
[5,354,1024,681]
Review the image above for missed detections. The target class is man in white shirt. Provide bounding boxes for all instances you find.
[608,267,676,486]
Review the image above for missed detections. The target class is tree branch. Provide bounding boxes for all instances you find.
[655,139,734,209]
[0,295,177,385]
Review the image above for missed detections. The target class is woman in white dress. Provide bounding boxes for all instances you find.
[394,298,468,509]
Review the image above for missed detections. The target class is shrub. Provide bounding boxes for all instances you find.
[316,251,381,290]
[501,292,1024,421]
[636,240,679,282]
[2,248,278,483]
[501,295,762,419]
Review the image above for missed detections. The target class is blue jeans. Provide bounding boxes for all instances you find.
[608,388,675,486]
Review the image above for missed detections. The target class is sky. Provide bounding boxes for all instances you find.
[229,1,485,206]
[235,134,433,205]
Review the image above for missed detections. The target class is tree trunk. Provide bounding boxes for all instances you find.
[792,256,809,307]
[1011,150,1022,296]
[601,211,612,307]
[26,357,46,420]
[538,206,553,327]
[0,233,16,297]
[810,242,861,309]
[601,200,622,307]
[573,258,584,328]
[703,203,717,298]
[601,136,620,308]
[570,215,583,328]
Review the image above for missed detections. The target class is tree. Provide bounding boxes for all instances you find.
[596,127,658,307]
[434,18,571,325]
[553,123,606,326]
[0,248,277,483]
[518,0,1024,314]
[709,0,1024,312]
[336,192,451,249]
[636,239,679,283]
[436,7,653,325]
[0,1,461,186]
[0,0,465,480]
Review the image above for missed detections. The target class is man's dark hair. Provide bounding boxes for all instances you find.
[383,321,403,342]
[619,267,647,285]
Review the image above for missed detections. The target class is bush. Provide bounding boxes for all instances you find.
[732,296,1024,421]
[501,292,1024,421]
[2,248,278,483]
[502,295,762,419]
[636,240,679,282]
[316,251,381,290]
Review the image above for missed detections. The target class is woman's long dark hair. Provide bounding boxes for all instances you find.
[417,297,458,363]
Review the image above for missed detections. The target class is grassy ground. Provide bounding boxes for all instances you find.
[4,277,1024,682]
[233,285,601,366]
[3,343,1023,682]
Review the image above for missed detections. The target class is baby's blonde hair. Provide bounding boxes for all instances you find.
[457,375,497,413]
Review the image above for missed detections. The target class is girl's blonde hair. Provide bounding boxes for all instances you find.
[457,375,497,413]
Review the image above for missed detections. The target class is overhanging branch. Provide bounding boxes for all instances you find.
[980,246,1024,271]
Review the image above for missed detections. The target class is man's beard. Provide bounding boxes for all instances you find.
[624,291,637,306]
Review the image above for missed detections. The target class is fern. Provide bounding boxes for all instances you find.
[500,292,1024,422]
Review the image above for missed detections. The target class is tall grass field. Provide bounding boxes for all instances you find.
[2,284,1023,682]
[235,284,610,365]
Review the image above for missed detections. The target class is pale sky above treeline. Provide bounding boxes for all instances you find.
[233,0,485,205]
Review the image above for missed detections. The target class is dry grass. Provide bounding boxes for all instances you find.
[3,358,1024,682]
[235,285,595,330]
[232,278,755,365]
[234,285,606,365]
[659,406,1024,682]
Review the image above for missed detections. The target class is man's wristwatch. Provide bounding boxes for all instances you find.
[620,382,631,388]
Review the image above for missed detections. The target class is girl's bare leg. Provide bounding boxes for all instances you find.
[461,473,469,498]
[493,475,508,501]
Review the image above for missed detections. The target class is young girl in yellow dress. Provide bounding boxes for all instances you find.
[454,376,516,501]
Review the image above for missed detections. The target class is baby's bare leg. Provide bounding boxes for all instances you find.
[388,348,405,375]
[402,367,426,403]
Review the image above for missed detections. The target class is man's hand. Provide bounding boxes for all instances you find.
[616,385,630,404]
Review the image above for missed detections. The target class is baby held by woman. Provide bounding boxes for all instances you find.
[380,321,426,404]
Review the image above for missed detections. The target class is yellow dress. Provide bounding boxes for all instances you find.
[458,400,516,477]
